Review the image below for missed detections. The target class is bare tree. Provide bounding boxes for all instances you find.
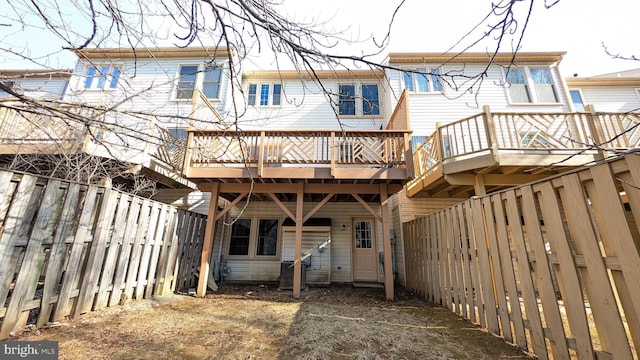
[0,0,564,186]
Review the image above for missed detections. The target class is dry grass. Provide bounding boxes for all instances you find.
[16,285,532,359]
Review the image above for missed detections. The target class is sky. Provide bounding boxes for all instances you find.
[1,0,638,78]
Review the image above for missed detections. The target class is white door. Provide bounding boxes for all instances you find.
[352,219,378,282]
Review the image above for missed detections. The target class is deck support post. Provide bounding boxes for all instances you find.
[196,182,219,297]
[380,183,394,300]
[293,182,304,298]
[474,174,487,197]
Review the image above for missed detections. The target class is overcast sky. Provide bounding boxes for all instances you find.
[1,0,638,77]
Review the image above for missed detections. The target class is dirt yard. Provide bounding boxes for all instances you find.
[15,284,531,359]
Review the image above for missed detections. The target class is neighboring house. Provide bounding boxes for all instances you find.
[566,68,640,112]
[0,69,71,99]
[62,47,239,189]
[0,69,76,157]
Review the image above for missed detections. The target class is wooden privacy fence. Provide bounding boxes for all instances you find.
[0,170,206,339]
[403,154,640,359]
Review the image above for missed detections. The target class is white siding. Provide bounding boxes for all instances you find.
[282,229,331,285]
[387,63,571,137]
[9,77,69,99]
[239,77,387,130]
[579,86,640,112]
[65,57,232,128]
[217,201,386,284]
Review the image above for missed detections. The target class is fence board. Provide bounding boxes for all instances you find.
[456,204,475,323]
[464,201,484,328]
[470,198,499,335]
[123,199,151,300]
[0,169,205,339]
[109,196,142,307]
[37,183,81,328]
[503,191,548,359]
[481,197,512,342]
[520,186,570,358]
[0,175,38,310]
[491,194,528,350]
[57,186,101,320]
[73,189,120,317]
[0,179,59,337]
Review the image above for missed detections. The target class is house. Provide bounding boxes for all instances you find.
[183,68,413,299]
[2,47,639,299]
[566,68,640,112]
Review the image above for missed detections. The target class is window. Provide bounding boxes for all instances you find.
[504,66,559,103]
[338,84,356,115]
[411,135,428,152]
[176,65,198,99]
[247,83,282,106]
[84,65,121,90]
[256,219,279,256]
[202,65,222,99]
[354,220,373,249]
[338,83,381,116]
[569,90,585,111]
[228,219,252,256]
[520,132,549,148]
[175,64,223,100]
[403,68,442,93]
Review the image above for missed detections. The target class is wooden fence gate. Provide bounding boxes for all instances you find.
[403,154,640,359]
[0,170,206,339]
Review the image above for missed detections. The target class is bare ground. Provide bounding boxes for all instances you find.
[15,284,532,359]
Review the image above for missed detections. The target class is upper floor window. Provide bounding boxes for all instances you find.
[338,83,380,116]
[569,90,585,111]
[504,66,558,104]
[403,68,442,93]
[175,64,222,100]
[84,65,121,90]
[247,83,282,106]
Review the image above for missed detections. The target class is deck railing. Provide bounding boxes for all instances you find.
[185,129,413,177]
[0,105,187,172]
[407,106,640,192]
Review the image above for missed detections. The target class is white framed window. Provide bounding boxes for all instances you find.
[174,64,223,100]
[247,83,282,106]
[227,217,280,258]
[569,89,585,111]
[403,67,443,93]
[337,83,381,117]
[84,65,121,90]
[504,66,559,104]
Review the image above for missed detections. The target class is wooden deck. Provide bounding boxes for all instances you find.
[407,106,640,198]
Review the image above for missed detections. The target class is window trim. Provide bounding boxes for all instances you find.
[336,82,383,118]
[173,63,224,101]
[83,64,122,91]
[402,67,443,94]
[225,216,281,259]
[246,82,283,107]
[504,66,561,105]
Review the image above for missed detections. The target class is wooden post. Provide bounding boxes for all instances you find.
[474,174,487,196]
[196,182,219,297]
[584,104,605,161]
[482,105,499,164]
[380,183,394,300]
[293,182,304,298]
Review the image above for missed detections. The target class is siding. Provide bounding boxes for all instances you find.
[387,63,571,136]
[282,229,331,284]
[10,77,69,99]
[218,201,386,284]
[239,77,388,130]
[579,86,640,112]
[65,57,231,127]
